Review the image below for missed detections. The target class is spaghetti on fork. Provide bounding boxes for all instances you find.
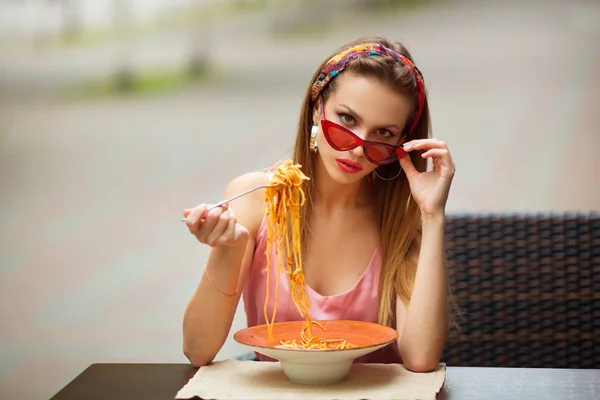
[262,160,356,350]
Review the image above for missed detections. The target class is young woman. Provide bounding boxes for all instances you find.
[181,35,456,372]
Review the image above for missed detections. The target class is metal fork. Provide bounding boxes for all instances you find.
[181,183,277,222]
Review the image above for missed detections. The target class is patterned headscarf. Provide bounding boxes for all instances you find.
[310,42,425,136]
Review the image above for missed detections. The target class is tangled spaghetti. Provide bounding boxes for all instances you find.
[262,160,356,350]
[277,320,357,350]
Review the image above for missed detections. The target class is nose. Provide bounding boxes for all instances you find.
[351,144,365,158]
[350,130,369,158]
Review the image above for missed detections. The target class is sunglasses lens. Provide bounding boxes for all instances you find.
[326,125,357,150]
[365,144,396,164]
[322,121,400,165]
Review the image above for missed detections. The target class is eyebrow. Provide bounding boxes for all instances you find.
[338,103,403,132]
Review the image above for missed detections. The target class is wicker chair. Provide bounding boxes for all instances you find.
[442,212,600,368]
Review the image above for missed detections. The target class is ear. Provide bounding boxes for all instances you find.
[311,98,321,126]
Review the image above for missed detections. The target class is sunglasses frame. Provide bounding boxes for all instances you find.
[319,98,407,166]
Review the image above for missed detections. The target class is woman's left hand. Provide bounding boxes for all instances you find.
[398,138,456,220]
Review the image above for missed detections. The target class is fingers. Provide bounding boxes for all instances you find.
[218,212,237,245]
[185,203,225,232]
[205,208,231,246]
[420,148,448,159]
[403,138,448,152]
[233,223,249,242]
[185,204,209,233]
[217,208,248,245]
[398,153,419,180]
[195,205,227,244]
[183,202,246,247]
[421,148,456,174]
[403,138,456,174]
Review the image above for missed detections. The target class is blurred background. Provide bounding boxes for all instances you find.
[0,0,598,398]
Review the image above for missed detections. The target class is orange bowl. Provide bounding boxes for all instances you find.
[234,319,397,352]
[233,320,398,385]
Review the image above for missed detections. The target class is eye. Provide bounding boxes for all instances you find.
[376,129,395,139]
[337,113,355,125]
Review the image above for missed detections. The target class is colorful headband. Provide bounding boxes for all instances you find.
[310,42,425,135]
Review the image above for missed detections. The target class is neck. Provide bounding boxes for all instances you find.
[313,157,370,212]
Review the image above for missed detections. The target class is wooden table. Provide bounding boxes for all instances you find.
[50,363,600,400]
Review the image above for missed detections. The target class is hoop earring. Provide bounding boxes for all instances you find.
[309,124,318,153]
[373,165,402,181]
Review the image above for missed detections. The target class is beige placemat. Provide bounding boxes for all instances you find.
[175,360,446,400]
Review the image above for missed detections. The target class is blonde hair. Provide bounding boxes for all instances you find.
[291,35,447,328]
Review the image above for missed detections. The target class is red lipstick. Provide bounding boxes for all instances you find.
[336,158,363,174]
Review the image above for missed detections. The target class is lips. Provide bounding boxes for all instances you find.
[336,158,363,174]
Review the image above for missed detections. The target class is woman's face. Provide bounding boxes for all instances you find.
[312,73,413,185]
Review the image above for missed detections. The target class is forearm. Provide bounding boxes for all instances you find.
[398,216,449,371]
[182,244,248,366]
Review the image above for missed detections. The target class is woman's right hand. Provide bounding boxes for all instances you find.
[183,204,249,248]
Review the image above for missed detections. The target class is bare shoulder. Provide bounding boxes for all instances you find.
[222,171,269,239]
[224,171,270,199]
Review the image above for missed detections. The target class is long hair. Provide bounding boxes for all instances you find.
[292,35,453,328]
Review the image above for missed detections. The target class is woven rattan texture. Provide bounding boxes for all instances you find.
[442,212,600,368]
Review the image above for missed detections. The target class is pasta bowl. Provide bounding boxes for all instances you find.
[233,320,398,385]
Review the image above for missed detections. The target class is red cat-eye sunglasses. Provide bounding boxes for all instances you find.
[319,98,407,165]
